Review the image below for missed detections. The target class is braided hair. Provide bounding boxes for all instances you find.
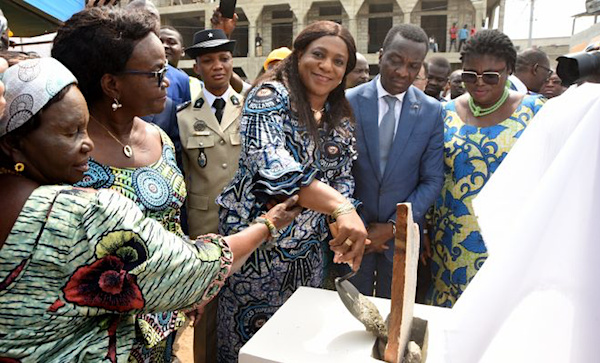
[460,29,516,73]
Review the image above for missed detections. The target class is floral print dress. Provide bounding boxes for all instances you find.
[0,186,231,362]
[427,95,545,307]
[215,81,357,362]
[75,127,187,362]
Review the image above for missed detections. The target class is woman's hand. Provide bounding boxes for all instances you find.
[329,210,368,270]
[264,195,302,230]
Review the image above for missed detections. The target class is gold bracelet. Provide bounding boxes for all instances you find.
[255,215,277,238]
[331,200,355,220]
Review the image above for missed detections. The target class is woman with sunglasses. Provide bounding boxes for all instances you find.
[426,29,545,308]
[52,7,188,361]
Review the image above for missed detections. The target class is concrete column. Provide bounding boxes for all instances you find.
[348,17,358,39]
[204,13,211,29]
[498,0,506,31]
[290,2,308,38]
[248,23,256,58]
[470,0,487,29]
[244,10,261,58]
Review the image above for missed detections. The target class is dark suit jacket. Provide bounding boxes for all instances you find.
[347,78,444,228]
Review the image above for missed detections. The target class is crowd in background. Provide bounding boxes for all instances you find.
[0,0,577,362]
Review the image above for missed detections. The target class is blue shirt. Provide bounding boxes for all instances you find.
[165,65,191,106]
[458,28,468,40]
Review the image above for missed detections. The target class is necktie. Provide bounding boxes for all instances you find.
[379,95,397,175]
[213,98,226,123]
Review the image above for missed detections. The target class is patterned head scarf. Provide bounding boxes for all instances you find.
[0,57,77,137]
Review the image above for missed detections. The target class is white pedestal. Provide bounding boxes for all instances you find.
[239,287,451,363]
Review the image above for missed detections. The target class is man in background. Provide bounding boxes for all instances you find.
[540,73,566,98]
[458,24,468,52]
[160,25,192,105]
[446,69,465,100]
[346,52,370,89]
[449,22,458,52]
[346,24,444,298]
[424,56,451,100]
[508,48,552,94]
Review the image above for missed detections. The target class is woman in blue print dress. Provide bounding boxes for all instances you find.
[216,21,368,362]
[426,30,545,308]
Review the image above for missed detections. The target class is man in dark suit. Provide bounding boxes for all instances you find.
[346,24,444,298]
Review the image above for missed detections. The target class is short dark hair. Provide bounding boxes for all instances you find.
[460,29,517,73]
[382,24,428,53]
[160,25,183,44]
[515,48,549,72]
[52,7,158,104]
[427,56,451,76]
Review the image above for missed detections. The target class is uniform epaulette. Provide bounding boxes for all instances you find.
[176,100,191,113]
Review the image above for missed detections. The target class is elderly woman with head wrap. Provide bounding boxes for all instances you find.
[0,58,299,363]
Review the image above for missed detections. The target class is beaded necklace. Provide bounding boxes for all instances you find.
[468,88,509,117]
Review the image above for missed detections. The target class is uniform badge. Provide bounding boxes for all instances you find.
[194,98,205,108]
[231,95,240,105]
[198,149,207,168]
[194,119,207,131]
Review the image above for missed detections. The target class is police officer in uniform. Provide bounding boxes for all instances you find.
[176,28,243,363]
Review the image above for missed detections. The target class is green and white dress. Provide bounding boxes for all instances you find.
[0,185,232,363]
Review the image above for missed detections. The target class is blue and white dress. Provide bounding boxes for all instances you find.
[216,81,357,362]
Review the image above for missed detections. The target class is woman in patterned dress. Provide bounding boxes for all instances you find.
[51,7,195,362]
[426,30,545,307]
[0,57,300,362]
[215,21,368,362]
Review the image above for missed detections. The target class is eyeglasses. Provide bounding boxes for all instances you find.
[461,69,505,85]
[119,64,168,87]
[534,64,553,79]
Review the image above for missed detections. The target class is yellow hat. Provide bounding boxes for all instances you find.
[264,47,292,71]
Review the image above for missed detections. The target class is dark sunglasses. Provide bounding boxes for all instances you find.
[119,64,168,87]
[461,69,504,85]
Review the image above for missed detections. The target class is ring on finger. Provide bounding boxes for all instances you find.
[344,239,353,247]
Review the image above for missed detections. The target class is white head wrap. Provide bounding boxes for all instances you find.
[0,57,77,137]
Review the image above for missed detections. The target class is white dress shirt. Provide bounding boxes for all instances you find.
[203,87,232,114]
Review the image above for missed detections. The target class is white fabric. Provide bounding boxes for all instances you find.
[443,83,600,363]
[376,76,405,136]
[203,86,231,114]
[508,74,528,94]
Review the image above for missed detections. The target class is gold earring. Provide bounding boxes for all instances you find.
[14,162,24,173]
